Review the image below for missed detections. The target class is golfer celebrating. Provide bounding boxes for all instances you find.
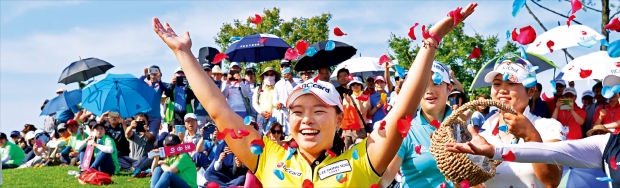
[151,3,477,186]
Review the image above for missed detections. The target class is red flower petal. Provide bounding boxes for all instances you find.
[296,40,309,55]
[430,120,441,130]
[284,48,298,61]
[467,46,481,59]
[356,94,370,101]
[408,23,419,40]
[206,182,220,188]
[571,0,583,15]
[515,25,537,45]
[302,179,314,188]
[546,40,555,53]
[212,53,229,65]
[414,145,422,154]
[326,149,336,157]
[612,156,619,170]
[238,129,250,137]
[422,25,430,39]
[379,54,391,65]
[370,184,379,188]
[290,140,298,148]
[259,89,264,92]
[259,37,268,44]
[397,118,411,138]
[216,128,233,140]
[346,74,354,81]
[249,14,262,25]
[502,150,516,161]
[313,74,320,82]
[511,28,518,41]
[605,18,620,32]
[250,139,265,147]
[229,131,241,139]
[567,14,576,27]
[460,180,470,188]
[447,7,463,26]
[382,104,389,114]
[379,120,386,130]
[405,115,413,123]
[579,69,592,79]
[439,182,447,188]
[333,27,347,36]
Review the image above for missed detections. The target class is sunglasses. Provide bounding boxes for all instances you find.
[264,73,276,76]
[271,130,283,134]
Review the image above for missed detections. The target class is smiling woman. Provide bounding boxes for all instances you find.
[151,2,477,187]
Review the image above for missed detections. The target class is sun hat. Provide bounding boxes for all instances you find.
[563,87,577,96]
[211,65,224,74]
[184,113,197,122]
[280,60,291,67]
[286,80,343,111]
[484,54,538,88]
[582,90,594,98]
[587,125,611,136]
[432,61,451,84]
[66,119,79,127]
[25,131,36,140]
[260,67,279,77]
[347,76,366,88]
[0,133,7,140]
[57,123,67,131]
[202,63,212,70]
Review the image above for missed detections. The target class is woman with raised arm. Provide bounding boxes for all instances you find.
[151,3,476,186]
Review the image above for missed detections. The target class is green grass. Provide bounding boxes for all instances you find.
[2,166,150,187]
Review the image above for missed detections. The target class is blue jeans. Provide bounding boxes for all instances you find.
[148,117,162,138]
[192,152,210,169]
[150,166,191,188]
[2,163,18,169]
[90,152,116,176]
[22,151,35,165]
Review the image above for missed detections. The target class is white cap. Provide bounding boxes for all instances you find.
[582,90,594,98]
[25,131,35,140]
[563,87,577,96]
[286,80,343,111]
[555,79,566,86]
[374,76,386,83]
[347,76,366,88]
[432,62,451,84]
[484,54,537,85]
[229,62,240,69]
[184,113,197,122]
[175,67,183,73]
[56,88,66,93]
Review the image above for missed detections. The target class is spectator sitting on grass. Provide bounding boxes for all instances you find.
[0,132,25,169]
[179,113,208,171]
[9,131,21,144]
[19,130,50,168]
[75,122,120,176]
[202,125,221,169]
[205,142,246,187]
[151,134,197,188]
[62,119,88,166]
[46,123,71,166]
[125,113,155,174]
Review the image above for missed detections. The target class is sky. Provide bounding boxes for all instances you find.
[1,1,615,133]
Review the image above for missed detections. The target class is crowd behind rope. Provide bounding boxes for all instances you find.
[2,4,618,187]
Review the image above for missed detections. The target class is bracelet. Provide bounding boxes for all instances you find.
[427,32,442,44]
[423,40,439,49]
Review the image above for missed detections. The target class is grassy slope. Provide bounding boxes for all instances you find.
[1,166,150,187]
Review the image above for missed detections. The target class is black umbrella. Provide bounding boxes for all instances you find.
[58,57,114,85]
[294,40,357,71]
[197,46,220,66]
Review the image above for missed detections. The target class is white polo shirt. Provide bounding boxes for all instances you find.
[479,106,566,188]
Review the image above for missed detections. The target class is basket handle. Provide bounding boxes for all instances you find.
[441,99,516,130]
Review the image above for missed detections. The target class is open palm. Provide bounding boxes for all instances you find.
[152,17,192,52]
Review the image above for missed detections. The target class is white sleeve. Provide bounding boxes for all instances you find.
[492,134,609,169]
[1,155,10,163]
[96,144,114,154]
[214,160,223,171]
[535,118,566,142]
[75,140,88,151]
[252,88,262,113]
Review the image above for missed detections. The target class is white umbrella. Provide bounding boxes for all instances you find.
[527,25,605,55]
[561,51,620,81]
[329,57,394,79]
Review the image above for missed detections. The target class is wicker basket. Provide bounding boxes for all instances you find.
[430,99,515,187]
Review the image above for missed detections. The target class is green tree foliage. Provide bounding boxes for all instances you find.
[388,23,518,97]
[213,7,332,77]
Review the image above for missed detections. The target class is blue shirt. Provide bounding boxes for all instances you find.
[369,91,389,127]
[531,98,550,118]
[397,106,453,188]
[470,111,485,129]
[139,76,170,118]
[203,140,223,164]
[56,105,79,122]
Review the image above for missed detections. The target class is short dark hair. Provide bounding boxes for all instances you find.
[337,68,350,75]
[536,83,543,92]
[593,82,603,90]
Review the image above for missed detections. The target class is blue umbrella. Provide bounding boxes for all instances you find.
[558,166,609,188]
[58,57,114,85]
[224,33,291,62]
[40,89,82,116]
[81,74,155,118]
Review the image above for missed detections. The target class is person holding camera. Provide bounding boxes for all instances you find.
[552,87,585,140]
[140,65,172,139]
[221,64,252,118]
[125,113,155,172]
[164,68,197,135]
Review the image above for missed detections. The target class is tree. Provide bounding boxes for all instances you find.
[388,23,518,97]
[213,7,332,75]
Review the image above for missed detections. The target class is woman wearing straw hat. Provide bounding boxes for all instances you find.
[446,54,565,187]
[445,74,620,187]
[151,3,477,186]
[380,61,456,188]
[252,67,279,135]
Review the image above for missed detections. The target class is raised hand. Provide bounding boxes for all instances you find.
[429,3,478,39]
[444,125,495,158]
[152,17,192,53]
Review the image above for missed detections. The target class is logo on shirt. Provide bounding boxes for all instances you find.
[276,161,302,177]
[318,160,352,180]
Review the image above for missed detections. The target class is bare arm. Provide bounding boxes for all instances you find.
[366,3,478,174]
[385,65,393,93]
[379,156,403,188]
[152,18,260,172]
